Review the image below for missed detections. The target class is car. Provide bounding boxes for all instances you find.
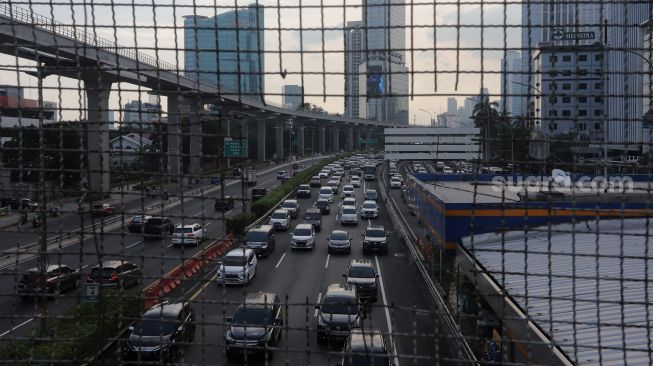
[276,170,288,179]
[339,329,391,366]
[87,261,143,288]
[315,199,331,215]
[350,168,362,177]
[251,188,268,202]
[361,200,379,219]
[302,208,322,232]
[127,215,151,233]
[319,187,334,203]
[217,248,257,285]
[225,292,283,359]
[364,189,378,201]
[343,259,379,302]
[215,196,235,211]
[319,170,329,178]
[443,167,454,174]
[20,198,39,211]
[341,185,355,198]
[340,205,358,226]
[91,202,114,216]
[327,230,351,254]
[17,265,81,299]
[315,283,361,342]
[342,197,357,208]
[243,225,276,257]
[172,223,206,247]
[362,225,388,255]
[389,176,402,189]
[281,199,300,219]
[290,223,316,250]
[310,175,322,187]
[350,176,361,187]
[123,301,195,363]
[142,217,175,239]
[327,180,339,195]
[297,184,311,198]
[268,209,291,231]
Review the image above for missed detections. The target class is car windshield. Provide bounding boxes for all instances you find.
[366,191,377,197]
[282,202,297,209]
[349,266,375,278]
[20,273,42,287]
[343,354,389,366]
[271,212,287,219]
[132,317,177,336]
[299,185,309,190]
[174,227,193,234]
[363,203,376,209]
[232,307,273,326]
[320,189,332,194]
[366,229,385,238]
[316,201,328,207]
[328,182,337,186]
[321,296,358,315]
[294,228,312,236]
[90,268,116,279]
[224,257,247,266]
[145,219,163,226]
[304,212,320,220]
[330,232,348,240]
[342,208,356,215]
[131,216,144,223]
[344,187,353,191]
[245,231,268,242]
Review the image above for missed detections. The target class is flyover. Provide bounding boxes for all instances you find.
[0,2,393,195]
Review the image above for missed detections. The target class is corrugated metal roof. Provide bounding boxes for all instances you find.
[420,181,522,203]
[462,219,653,365]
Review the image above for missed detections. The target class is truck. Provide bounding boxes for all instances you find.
[244,169,256,186]
[363,164,377,181]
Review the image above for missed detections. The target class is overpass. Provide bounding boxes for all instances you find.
[0,2,394,195]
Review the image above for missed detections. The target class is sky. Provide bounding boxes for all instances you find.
[0,0,522,125]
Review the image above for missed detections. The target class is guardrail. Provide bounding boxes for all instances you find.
[378,166,478,364]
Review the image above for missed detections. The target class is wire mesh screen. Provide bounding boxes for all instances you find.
[0,0,651,365]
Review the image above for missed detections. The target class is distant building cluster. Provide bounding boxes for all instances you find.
[122,97,162,126]
[0,85,57,128]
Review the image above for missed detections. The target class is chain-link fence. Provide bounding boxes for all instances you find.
[0,0,651,365]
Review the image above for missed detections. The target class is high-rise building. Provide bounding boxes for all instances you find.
[184,4,264,100]
[123,100,162,125]
[500,51,523,116]
[463,98,476,127]
[521,1,651,149]
[345,21,365,119]
[643,19,653,118]
[361,0,409,125]
[282,85,304,111]
[447,98,457,115]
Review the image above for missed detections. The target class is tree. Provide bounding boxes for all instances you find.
[297,103,325,115]
[471,99,500,161]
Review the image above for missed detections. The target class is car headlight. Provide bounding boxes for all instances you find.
[225,330,235,343]
[351,316,361,328]
[237,271,246,279]
[318,314,327,327]
[217,268,224,278]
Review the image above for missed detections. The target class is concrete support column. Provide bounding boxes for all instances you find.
[275,121,284,160]
[257,119,266,161]
[354,127,362,151]
[297,122,305,157]
[85,78,112,196]
[361,128,369,151]
[166,94,181,181]
[319,127,326,154]
[332,126,339,153]
[346,125,354,151]
[188,100,202,177]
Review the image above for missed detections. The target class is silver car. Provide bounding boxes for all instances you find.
[340,205,358,226]
[327,230,351,254]
[217,248,258,285]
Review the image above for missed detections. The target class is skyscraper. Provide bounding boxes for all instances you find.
[500,51,523,116]
[282,85,304,111]
[184,4,264,100]
[447,98,457,115]
[345,21,365,119]
[360,0,409,125]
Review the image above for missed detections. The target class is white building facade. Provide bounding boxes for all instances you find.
[384,127,481,161]
[123,100,162,125]
[345,21,364,119]
[500,51,523,116]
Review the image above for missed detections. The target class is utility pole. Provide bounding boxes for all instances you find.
[36,62,48,336]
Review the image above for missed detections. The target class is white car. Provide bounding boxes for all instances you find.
[269,209,291,231]
[443,167,454,174]
[343,197,357,208]
[171,223,206,247]
[340,205,358,225]
[390,177,402,189]
[319,187,334,203]
[350,176,361,187]
[276,170,288,179]
[290,223,316,250]
[341,185,355,198]
[319,170,330,178]
[361,200,379,219]
[216,248,257,285]
[327,180,339,195]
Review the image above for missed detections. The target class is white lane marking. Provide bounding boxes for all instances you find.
[313,292,322,317]
[375,255,400,366]
[0,317,34,338]
[167,242,174,248]
[126,240,142,249]
[335,214,340,221]
[81,265,89,270]
[274,252,286,269]
[224,209,233,216]
[253,177,275,189]
[205,222,213,227]
[193,211,203,217]
[324,254,331,269]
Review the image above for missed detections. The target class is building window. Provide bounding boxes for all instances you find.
[563,96,571,103]
[549,83,557,90]
[578,54,588,62]
[549,55,558,63]
[595,96,603,103]
[578,83,588,90]
[562,83,571,90]
[577,69,588,76]
[549,96,558,104]
[548,70,558,77]
[578,110,587,116]
[595,82,602,90]
[552,122,558,130]
[549,110,558,117]
[562,110,571,117]
[595,122,601,130]
[563,55,571,62]
[595,54,603,61]
[578,96,587,103]
[594,109,602,117]
[563,70,572,76]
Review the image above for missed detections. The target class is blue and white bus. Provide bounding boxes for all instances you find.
[363,164,377,180]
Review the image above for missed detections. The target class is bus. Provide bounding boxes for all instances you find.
[363,164,377,181]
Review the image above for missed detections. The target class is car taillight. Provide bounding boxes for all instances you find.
[110,273,119,282]
[186,234,194,237]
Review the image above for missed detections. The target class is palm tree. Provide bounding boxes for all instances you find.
[471,99,500,161]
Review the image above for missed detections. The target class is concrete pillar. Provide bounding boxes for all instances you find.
[319,127,326,153]
[225,119,232,168]
[297,122,305,157]
[347,125,354,151]
[275,121,284,160]
[188,100,202,177]
[166,94,181,181]
[257,119,266,161]
[332,126,340,153]
[354,127,362,151]
[361,127,369,151]
[85,77,112,196]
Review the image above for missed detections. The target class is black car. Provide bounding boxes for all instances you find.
[338,329,391,366]
[2,198,38,211]
[142,217,174,239]
[314,199,331,215]
[127,215,151,234]
[316,283,361,342]
[225,292,283,359]
[243,225,276,257]
[251,188,268,202]
[297,184,311,198]
[87,261,143,288]
[123,301,195,363]
[215,196,235,211]
[302,208,322,232]
[343,259,379,302]
[17,265,81,299]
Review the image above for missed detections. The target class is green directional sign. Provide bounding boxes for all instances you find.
[224,138,248,158]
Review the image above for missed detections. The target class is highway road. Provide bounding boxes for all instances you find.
[0,157,324,340]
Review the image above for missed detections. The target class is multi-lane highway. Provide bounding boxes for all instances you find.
[0,157,325,340]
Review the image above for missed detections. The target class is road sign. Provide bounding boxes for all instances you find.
[224,138,248,158]
[86,283,99,303]
[552,28,595,41]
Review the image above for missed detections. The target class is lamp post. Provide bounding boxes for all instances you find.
[419,108,435,128]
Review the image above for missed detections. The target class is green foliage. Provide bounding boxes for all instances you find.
[0,288,142,365]
[226,212,259,236]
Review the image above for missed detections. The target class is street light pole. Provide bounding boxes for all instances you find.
[419,108,435,128]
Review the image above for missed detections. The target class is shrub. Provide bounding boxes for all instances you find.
[226,212,259,236]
